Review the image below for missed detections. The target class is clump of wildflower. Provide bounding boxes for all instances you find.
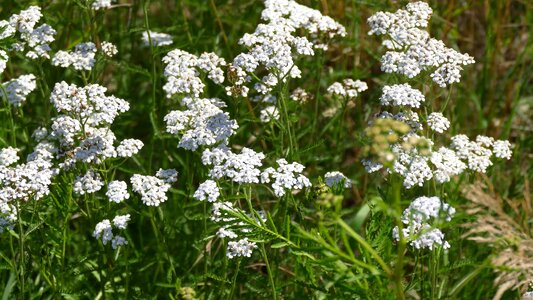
[156,168,178,183]
[327,79,368,99]
[193,180,220,202]
[73,169,104,195]
[164,98,238,151]
[93,214,130,249]
[427,112,450,133]
[226,238,257,259]
[52,42,97,70]
[290,88,313,103]
[226,0,346,97]
[430,147,466,183]
[259,106,279,123]
[261,159,311,197]
[100,41,118,57]
[92,0,112,10]
[117,139,144,157]
[0,74,37,106]
[393,196,455,250]
[324,171,352,189]
[130,174,171,206]
[0,6,57,59]
[142,31,173,47]
[0,158,54,202]
[0,202,17,233]
[368,2,475,86]
[0,147,20,166]
[0,51,8,74]
[106,181,129,203]
[202,146,265,184]
[493,140,512,160]
[380,84,425,108]
[162,50,226,98]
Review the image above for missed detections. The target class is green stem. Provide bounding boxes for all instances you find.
[259,244,277,300]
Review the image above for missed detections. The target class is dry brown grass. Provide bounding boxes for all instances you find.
[462,178,532,299]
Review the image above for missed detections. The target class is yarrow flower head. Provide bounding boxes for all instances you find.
[327,79,368,99]
[142,31,173,47]
[117,139,144,158]
[130,174,171,206]
[106,180,130,203]
[193,180,220,202]
[380,83,425,108]
[52,42,97,70]
[202,146,265,184]
[261,158,312,197]
[92,0,112,10]
[368,2,474,86]
[93,214,130,249]
[155,168,179,183]
[427,112,450,133]
[393,196,455,250]
[324,171,352,189]
[0,147,20,166]
[101,41,118,57]
[226,238,257,259]
[0,74,37,106]
[73,169,104,195]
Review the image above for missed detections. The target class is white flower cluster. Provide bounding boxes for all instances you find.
[202,146,266,184]
[156,168,179,183]
[101,41,118,57]
[368,2,475,87]
[52,42,97,70]
[0,74,37,106]
[392,196,455,250]
[450,135,512,173]
[0,157,54,203]
[93,214,130,249]
[259,106,280,123]
[164,98,238,151]
[226,0,345,97]
[106,180,130,203]
[290,88,313,103]
[0,202,16,233]
[162,50,226,98]
[117,139,144,158]
[92,0,112,10]
[379,83,425,108]
[130,174,171,206]
[73,169,104,195]
[0,51,8,74]
[427,112,450,133]
[193,180,220,202]
[324,171,352,189]
[327,79,368,99]
[0,147,19,166]
[0,6,57,59]
[261,159,311,197]
[142,31,173,47]
[362,2,512,189]
[226,238,258,259]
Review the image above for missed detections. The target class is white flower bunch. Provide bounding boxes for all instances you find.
[130,174,171,207]
[226,238,257,259]
[162,50,226,98]
[0,74,37,106]
[52,42,97,70]
[93,214,130,249]
[261,159,311,197]
[259,105,280,123]
[0,157,54,202]
[427,112,450,133]
[202,146,266,184]
[327,79,368,99]
[368,2,475,87]
[379,83,425,108]
[362,2,512,189]
[101,41,118,57]
[156,168,179,184]
[392,196,455,250]
[164,98,238,151]
[0,202,17,233]
[142,31,173,47]
[226,0,345,97]
[0,6,57,59]
[106,180,130,203]
[0,147,20,166]
[193,180,220,203]
[0,51,8,74]
[117,139,144,158]
[324,171,352,189]
[92,0,112,10]
[73,169,104,195]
